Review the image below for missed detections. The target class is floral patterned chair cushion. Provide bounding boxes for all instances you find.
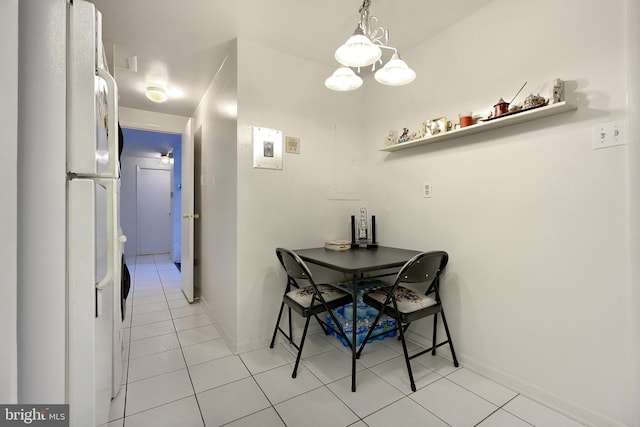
[366,285,437,314]
[287,284,349,308]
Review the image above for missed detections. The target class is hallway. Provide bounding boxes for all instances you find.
[107,254,585,427]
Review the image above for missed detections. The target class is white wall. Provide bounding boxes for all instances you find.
[188,39,367,351]
[189,40,240,348]
[235,39,367,351]
[0,0,18,404]
[626,0,640,425]
[361,1,633,426]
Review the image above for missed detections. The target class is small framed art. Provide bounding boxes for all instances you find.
[253,126,283,170]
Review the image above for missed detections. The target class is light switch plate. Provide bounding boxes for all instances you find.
[592,120,627,149]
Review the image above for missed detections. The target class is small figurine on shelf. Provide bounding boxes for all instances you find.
[552,78,565,103]
[420,121,428,137]
[523,93,547,109]
[384,130,398,146]
[398,127,410,143]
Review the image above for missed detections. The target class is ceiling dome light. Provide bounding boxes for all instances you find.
[325,67,364,91]
[374,53,416,86]
[145,86,168,103]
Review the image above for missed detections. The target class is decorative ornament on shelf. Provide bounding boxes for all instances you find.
[325,0,416,91]
[398,128,410,143]
[523,93,548,109]
[552,78,565,103]
[384,130,398,146]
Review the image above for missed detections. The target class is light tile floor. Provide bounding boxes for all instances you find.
[108,254,586,427]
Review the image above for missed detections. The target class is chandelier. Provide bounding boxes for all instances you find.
[325,0,416,91]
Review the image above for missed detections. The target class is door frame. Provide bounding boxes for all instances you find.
[119,112,192,297]
[180,119,196,302]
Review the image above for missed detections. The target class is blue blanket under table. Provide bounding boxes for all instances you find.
[325,279,397,347]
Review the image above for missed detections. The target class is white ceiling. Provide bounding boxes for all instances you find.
[90,0,493,120]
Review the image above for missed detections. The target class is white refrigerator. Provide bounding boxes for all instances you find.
[18,1,125,426]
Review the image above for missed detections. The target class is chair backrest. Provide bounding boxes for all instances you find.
[395,250,448,287]
[275,248,316,284]
[369,251,449,315]
[276,248,344,315]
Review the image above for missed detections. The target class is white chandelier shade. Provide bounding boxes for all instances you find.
[334,29,382,68]
[374,53,416,86]
[324,67,364,91]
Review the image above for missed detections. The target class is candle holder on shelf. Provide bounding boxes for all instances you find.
[350,208,378,249]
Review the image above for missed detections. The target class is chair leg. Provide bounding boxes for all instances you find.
[398,323,410,340]
[287,306,293,345]
[431,313,438,356]
[292,316,312,378]
[270,302,286,348]
[439,310,459,367]
[397,319,417,392]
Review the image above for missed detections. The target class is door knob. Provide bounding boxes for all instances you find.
[182,214,190,219]
[193,213,200,219]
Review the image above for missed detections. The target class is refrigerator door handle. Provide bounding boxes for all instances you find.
[95,178,116,292]
[96,67,119,178]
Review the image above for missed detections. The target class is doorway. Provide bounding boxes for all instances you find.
[119,127,182,259]
[192,126,203,295]
[136,167,172,255]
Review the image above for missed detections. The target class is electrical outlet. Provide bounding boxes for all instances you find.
[423,183,432,198]
[592,120,627,149]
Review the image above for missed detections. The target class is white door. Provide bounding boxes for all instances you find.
[181,120,195,302]
[137,167,172,254]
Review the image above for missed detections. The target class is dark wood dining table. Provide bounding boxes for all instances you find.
[293,246,421,392]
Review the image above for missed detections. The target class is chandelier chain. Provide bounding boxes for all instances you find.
[359,0,370,14]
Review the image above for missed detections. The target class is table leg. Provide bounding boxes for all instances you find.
[351,280,357,392]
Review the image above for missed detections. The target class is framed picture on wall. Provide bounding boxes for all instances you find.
[253,126,283,170]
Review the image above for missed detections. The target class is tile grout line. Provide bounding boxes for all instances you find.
[120,258,147,426]
[156,255,208,427]
[120,256,193,424]
[230,354,290,427]
[438,370,536,426]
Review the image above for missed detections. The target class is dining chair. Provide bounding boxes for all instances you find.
[270,248,353,378]
[356,251,459,391]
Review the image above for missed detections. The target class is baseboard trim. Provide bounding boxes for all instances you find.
[405,330,626,427]
[199,295,323,354]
